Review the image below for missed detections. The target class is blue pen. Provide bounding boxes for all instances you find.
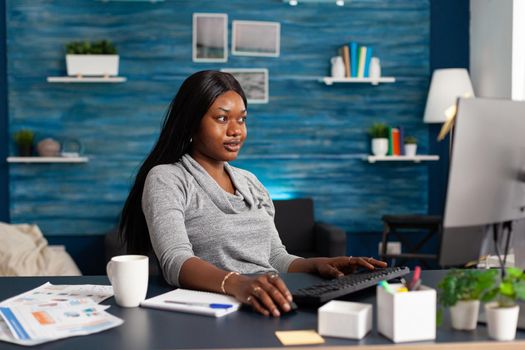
[164,300,233,309]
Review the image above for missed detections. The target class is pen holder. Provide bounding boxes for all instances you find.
[377,283,436,343]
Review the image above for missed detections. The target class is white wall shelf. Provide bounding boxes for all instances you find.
[364,155,439,163]
[47,76,127,83]
[320,77,396,86]
[7,157,89,163]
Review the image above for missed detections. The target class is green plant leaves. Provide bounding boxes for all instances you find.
[368,122,389,139]
[515,282,525,301]
[500,282,514,297]
[65,40,117,55]
[13,129,35,146]
[507,267,523,278]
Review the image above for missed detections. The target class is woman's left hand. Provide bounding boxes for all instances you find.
[312,256,388,279]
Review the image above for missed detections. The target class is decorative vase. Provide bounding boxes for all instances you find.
[485,302,520,341]
[37,138,61,157]
[369,57,381,80]
[372,138,389,156]
[405,144,417,156]
[450,300,479,330]
[331,56,345,78]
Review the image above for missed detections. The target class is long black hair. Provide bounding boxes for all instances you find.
[119,70,247,254]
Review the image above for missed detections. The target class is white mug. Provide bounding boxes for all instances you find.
[106,255,149,307]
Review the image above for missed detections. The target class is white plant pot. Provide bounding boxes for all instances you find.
[404,144,417,156]
[66,54,119,77]
[371,138,389,156]
[485,302,520,341]
[450,300,479,330]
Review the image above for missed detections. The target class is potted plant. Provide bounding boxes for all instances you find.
[437,269,494,330]
[368,122,389,156]
[13,129,35,157]
[481,267,525,341]
[65,40,119,77]
[404,136,417,156]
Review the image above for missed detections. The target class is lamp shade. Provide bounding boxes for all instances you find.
[423,69,474,123]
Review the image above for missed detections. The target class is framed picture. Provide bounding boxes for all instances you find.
[193,13,228,62]
[232,21,280,57]
[221,68,269,104]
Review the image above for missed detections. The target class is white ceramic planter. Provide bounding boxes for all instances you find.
[450,300,479,330]
[485,302,520,341]
[404,143,417,156]
[372,138,389,156]
[66,54,119,77]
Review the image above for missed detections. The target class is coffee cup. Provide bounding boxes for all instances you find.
[106,255,149,307]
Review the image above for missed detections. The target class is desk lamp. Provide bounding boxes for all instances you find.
[423,68,475,143]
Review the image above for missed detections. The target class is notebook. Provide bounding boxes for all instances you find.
[140,288,241,317]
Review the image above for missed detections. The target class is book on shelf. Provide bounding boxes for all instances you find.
[344,42,374,79]
[363,46,373,78]
[387,127,402,156]
[398,126,405,155]
[350,42,358,78]
[341,45,351,78]
[386,126,394,156]
[391,128,401,156]
[358,46,367,78]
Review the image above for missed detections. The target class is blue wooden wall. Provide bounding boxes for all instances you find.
[0,1,8,223]
[6,0,430,243]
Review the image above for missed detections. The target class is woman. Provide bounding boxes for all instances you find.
[119,70,386,317]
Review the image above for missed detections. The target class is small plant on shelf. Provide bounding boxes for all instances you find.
[13,129,35,157]
[404,135,418,156]
[368,123,389,156]
[64,40,120,77]
[368,122,389,139]
[65,40,117,55]
[404,136,417,144]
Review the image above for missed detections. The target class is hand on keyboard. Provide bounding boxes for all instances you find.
[311,256,388,279]
[229,272,294,317]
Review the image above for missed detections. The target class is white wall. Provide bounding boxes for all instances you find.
[470,0,513,99]
[512,0,525,100]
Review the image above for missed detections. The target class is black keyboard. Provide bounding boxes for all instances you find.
[292,266,410,305]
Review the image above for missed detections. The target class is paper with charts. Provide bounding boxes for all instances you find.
[0,282,123,346]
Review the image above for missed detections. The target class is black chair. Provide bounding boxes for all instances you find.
[273,198,347,257]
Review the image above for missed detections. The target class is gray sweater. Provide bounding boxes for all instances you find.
[142,154,300,286]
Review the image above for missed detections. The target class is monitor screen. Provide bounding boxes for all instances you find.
[444,97,525,228]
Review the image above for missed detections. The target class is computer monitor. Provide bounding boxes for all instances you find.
[440,97,525,266]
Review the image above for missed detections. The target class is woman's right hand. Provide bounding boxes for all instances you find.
[227,272,293,317]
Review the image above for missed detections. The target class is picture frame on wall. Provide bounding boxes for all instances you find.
[221,68,269,104]
[232,21,280,57]
[193,13,228,62]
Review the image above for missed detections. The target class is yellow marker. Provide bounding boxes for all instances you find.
[397,287,409,293]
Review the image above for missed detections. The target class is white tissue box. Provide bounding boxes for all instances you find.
[377,283,436,343]
[318,300,372,340]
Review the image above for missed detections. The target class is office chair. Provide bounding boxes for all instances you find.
[273,198,347,257]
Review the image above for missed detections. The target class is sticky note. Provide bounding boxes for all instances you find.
[274,330,325,346]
